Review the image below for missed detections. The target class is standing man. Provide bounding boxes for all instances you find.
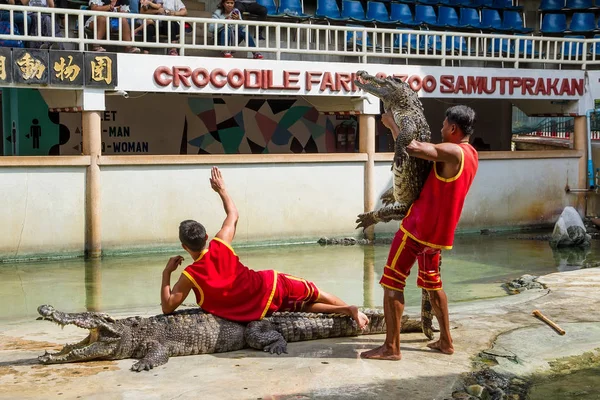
[361,105,479,360]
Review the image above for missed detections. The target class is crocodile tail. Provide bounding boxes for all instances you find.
[421,289,435,340]
[268,310,387,342]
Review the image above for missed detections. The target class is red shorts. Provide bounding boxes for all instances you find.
[270,273,321,313]
[379,229,443,292]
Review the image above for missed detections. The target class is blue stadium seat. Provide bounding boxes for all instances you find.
[314,0,346,21]
[390,3,421,27]
[278,0,311,19]
[502,10,533,33]
[256,0,280,16]
[480,8,504,30]
[414,4,438,27]
[589,34,600,56]
[540,13,568,34]
[429,34,472,53]
[491,0,523,11]
[473,0,493,7]
[565,0,595,9]
[539,0,565,11]
[416,0,441,5]
[346,25,375,48]
[366,1,396,24]
[436,6,460,28]
[487,36,513,54]
[561,35,585,57]
[449,0,473,6]
[459,7,484,29]
[568,12,597,34]
[394,29,427,52]
[514,34,542,57]
[341,0,374,23]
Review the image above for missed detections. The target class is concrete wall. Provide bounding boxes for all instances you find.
[100,162,365,252]
[0,153,582,260]
[0,167,86,259]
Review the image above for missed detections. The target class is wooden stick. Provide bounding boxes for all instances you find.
[532,309,566,335]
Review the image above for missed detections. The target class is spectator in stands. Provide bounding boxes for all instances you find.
[0,0,31,38]
[86,0,141,53]
[209,0,262,59]
[21,0,64,49]
[234,0,265,39]
[139,0,186,56]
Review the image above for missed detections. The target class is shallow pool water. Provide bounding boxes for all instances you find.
[1,233,598,322]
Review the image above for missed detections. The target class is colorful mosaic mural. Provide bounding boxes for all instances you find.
[186,97,340,154]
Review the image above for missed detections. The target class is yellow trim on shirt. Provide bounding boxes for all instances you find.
[260,271,279,319]
[194,249,209,262]
[400,225,453,250]
[182,270,205,307]
[212,237,237,256]
[434,146,464,183]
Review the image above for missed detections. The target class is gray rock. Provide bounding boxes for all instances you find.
[550,207,591,248]
[467,384,484,397]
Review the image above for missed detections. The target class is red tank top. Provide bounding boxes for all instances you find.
[182,238,277,322]
[400,143,478,249]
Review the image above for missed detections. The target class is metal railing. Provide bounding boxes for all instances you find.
[0,4,599,68]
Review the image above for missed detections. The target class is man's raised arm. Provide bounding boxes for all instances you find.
[210,167,239,245]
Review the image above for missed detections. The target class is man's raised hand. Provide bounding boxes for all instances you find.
[210,166,226,193]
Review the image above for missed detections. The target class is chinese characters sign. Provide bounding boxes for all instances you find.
[0,49,117,88]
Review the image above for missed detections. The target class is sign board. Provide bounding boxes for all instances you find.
[116,54,586,100]
[0,48,117,89]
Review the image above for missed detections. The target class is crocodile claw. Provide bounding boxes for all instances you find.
[264,340,287,355]
[356,212,377,230]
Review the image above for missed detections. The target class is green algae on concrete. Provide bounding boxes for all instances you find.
[528,349,600,400]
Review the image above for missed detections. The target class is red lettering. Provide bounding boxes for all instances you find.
[153,66,172,86]
[522,78,535,95]
[559,78,571,95]
[440,75,454,93]
[533,78,546,95]
[422,75,436,93]
[306,71,322,91]
[336,72,352,92]
[284,71,300,90]
[210,69,227,88]
[572,78,584,96]
[454,76,466,94]
[228,69,244,89]
[261,70,269,89]
[466,76,479,94]
[376,72,387,80]
[547,78,559,95]
[509,78,522,95]
[351,72,358,91]
[244,69,262,89]
[191,68,209,87]
[407,75,422,92]
[320,72,336,91]
[172,66,192,88]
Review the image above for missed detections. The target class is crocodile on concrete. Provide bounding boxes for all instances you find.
[36,305,425,372]
[353,71,435,340]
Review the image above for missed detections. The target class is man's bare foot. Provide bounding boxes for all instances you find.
[349,305,369,330]
[360,344,401,361]
[426,340,454,355]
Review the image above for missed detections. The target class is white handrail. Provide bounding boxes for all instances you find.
[0,4,598,68]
